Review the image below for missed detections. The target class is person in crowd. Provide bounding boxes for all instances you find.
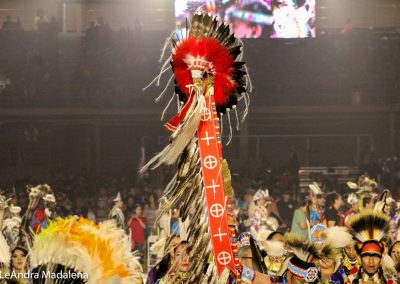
[342,243,361,277]
[55,192,72,217]
[146,235,181,284]
[316,226,353,284]
[282,233,327,284]
[389,241,400,270]
[144,193,158,236]
[345,193,359,226]
[108,192,125,229]
[324,192,344,227]
[266,197,286,231]
[30,192,56,233]
[309,182,324,225]
[128,203,147,253]
[157,198,171,238]
[125,195,135,216]
[74,196,97,222]
[241,190,255,209]
[249,189,270,237]
[85,200,97,222]
[34,8,48,31]
[95,187,109,221]
[348,210,396,283]
[155,241,190,284]
[8,246,29,284]
[262,238,287,282]
[362,195,375,209]
[277,191,296,228]
[237,233,272,283]
[290,200,309,238]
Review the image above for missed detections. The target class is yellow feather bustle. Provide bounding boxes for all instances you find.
[30,217,143,284]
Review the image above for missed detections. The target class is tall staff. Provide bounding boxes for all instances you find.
[142,12,251,283]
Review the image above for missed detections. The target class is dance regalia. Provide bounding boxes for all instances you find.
[30,217,144,284]
[328,266,351,284]
[347,210,397,284]
[240,264,256,284]
[342,256,360,276]
[249,204,269,236]
[109,192,125,229]
[30,206,49,233]
[310,205,323,224]
[261,239,287,282]
[281,233,336,284]
[156,272,189,284]
[344,208,358,226]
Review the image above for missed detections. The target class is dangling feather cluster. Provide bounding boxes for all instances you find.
[261,240,286,257]
[30,217,143,284]
[348,209,391,244]
[284,233,335,263]
[319,226,354,250]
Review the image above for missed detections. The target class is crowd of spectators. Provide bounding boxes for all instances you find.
[0,10,61,107]
[1,150,399,263]
[0,12,399,107]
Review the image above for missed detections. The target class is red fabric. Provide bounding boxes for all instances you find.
[172,36,237,107]
[164,93,195,132]
[32,207,46,232]
[128,215,147,247]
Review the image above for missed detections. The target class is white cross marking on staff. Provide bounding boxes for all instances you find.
[213,227,227,242]
[200,131,215,146]
[206,179,220,200]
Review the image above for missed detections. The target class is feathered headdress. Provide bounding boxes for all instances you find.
[30,217,143,284]
[284,233,335,283]
[113,192,123,203]
[141,12,251,171]
[317,226,354,271]
[253,189,269,201]
[309,182,322,196]
[348,209,391,256]
[261,240,287,277]
[347,193,359,206]
[319,226,354,250]
[347,175,378,195]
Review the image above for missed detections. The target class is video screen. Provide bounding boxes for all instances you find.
[175,0,316,39]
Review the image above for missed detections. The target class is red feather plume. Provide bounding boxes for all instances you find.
[172,36,237,106]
